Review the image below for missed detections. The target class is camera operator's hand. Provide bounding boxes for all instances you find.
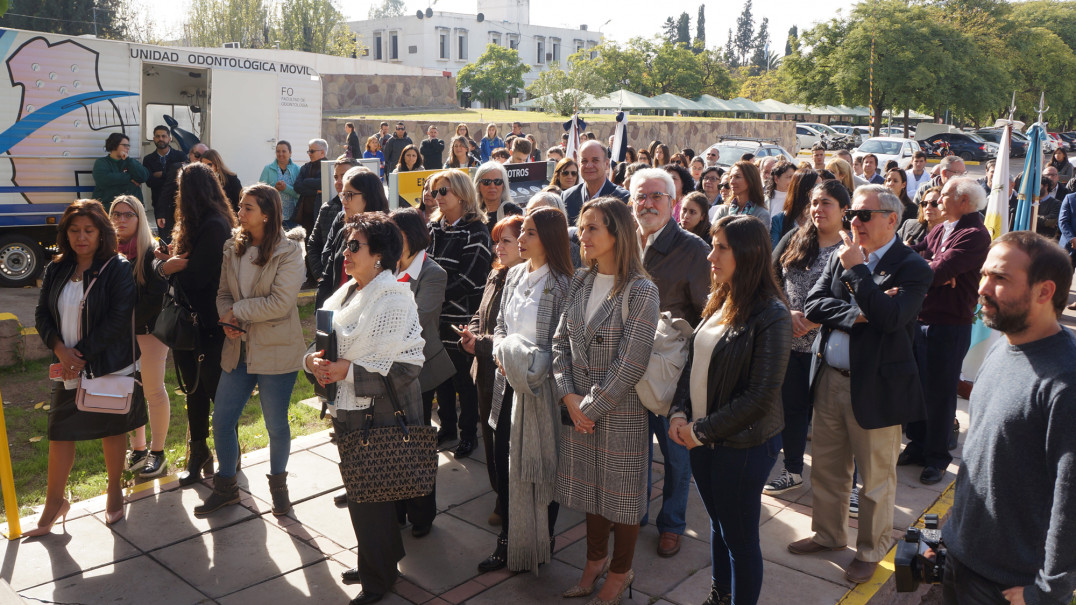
[1001,586,1026,604]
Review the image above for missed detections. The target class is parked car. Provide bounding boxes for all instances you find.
[831,125,866,147]
[799,122,856,149]
[796,124,827,150]
[918,132,996,162]
[1048,132,1075,152]
[1058,132,1076,151]
[852,137,923,168]
[976,129,1028,157]
[711,137,796,168]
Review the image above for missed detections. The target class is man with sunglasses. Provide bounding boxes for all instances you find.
[897,178,990,485]
[789,185,932,585]
[383,122,413,174]
[561,140,629,224]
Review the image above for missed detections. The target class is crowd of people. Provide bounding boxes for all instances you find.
[26,124,1076,605]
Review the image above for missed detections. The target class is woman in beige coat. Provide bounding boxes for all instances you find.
[194,183,306,517]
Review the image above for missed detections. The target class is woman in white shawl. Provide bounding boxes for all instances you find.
[471,207,574,573]
[305,212,425,605]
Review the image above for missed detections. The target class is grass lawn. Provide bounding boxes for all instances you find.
[0,300,326,521]
[326,107,763,124]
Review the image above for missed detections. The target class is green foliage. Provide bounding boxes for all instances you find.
[277,0,354,55]
[785,25,797,56]
[182,0,356,57]
[0,0,126,38]
[368,0,405,19]
[676,13,691,46]
[738,65,790,101]
[457,44,529,110]
[695,5,706,48]
[526,51,610,115]
[729,0,756,68]
[185,0,271,48]
[573,38,735,100]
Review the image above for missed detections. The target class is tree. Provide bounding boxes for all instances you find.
[738,65,791,101]
[697,48,738,98]
[729,0,755,67]
[1005,27,1076,127]
[785,25,797,56]
[0,0,127,38]
[368,0,404,19]
[278,0,354,55]
[576,39,651,95]
[456,44,529,109]
[661,17,678,44]
[526,51,610,115]
[695,5,706,48]
[651,42,705,97]
[749,17,770,71]
[184,0,272,48]
[676,13,691,46]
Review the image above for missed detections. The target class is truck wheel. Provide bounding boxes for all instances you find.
[0,234,45,288]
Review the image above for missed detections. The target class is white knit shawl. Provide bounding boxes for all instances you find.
[320,270,426,411]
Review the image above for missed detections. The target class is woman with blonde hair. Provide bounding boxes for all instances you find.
[480,123,504,163]
[445,135,479,169]
[553,157,580,191]
[109,195,170,478]
[825,158,856,194]
[555,197,659,604]
[426,170,492,459]
[200,149,243,213]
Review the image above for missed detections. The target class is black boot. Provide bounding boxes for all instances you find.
[193,474,240,516]
[179,440,214,487]
[477,535,508,573]
[267,472,291,516]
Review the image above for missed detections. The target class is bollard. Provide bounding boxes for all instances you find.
[0,390,20,539]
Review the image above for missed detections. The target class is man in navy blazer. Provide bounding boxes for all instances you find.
[561,140,629,224]
[787,185,933,585]
[1058,191,1076,269]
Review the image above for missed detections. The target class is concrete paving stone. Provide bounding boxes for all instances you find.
[19,554,210,604]
[434,453,498,513]
[661,566,713,605]
[757,507,857,589]
[218,557,411,605]
[442,491,500,534]
[893,482,950,530]
[759,559,850,605]
[1,514,140,591]
[238,450,345,507]
[287,494,358,552]
[151,516,326,599]
[465,558,653,604]
[395,512,503,594]
[309,442,341,463]
[106,482,257,552]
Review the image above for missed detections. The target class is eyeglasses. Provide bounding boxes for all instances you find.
[191,152,202,159]
[119,143,131,148]
[341,191,362,202]
[111,211,137,220]
[479,178,504,187]
[561,171,578,177]
[919,200,941,208]
[632,191,671,204]
[307,149,319,154]
[844,209,894,222]
[345,240,370,253]
[431,187,451,198]
[702,177,719,183]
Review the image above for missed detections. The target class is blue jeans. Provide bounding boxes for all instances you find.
[907,322,971,469]
[690,436,780,605]
[213,363,298,478]
[643,411,690,534]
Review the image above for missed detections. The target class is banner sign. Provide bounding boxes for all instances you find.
[504,161,553,205]
[389,168,472,209]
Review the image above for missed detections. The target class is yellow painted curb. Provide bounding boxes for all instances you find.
[837,482,956,605]
[0,313,17,322]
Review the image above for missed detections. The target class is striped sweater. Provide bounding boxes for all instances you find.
[427,217,492,346]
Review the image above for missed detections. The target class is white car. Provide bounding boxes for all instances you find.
[852,137,924,168]
[796,124,826,150]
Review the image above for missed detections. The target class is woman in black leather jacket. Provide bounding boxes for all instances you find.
[667,214,791,605]
[30,200,147,536]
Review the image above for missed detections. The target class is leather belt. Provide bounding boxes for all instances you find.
[832,367,851,378]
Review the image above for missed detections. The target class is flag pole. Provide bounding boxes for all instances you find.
[1031,92,1049,233]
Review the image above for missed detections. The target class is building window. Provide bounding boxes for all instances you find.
[535,37,545,64]
[491,33,501,46]
[374,32,383,60]
[551,39,560,63]
[574,39,584,54]
[508,34,519,50]
[439,30,449,60]
[389,31,399,60]
[456,29,468,60]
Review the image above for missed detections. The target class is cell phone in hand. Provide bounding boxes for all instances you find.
[49,363,63,380]
[218,321,247,333]
[450,324,465,335]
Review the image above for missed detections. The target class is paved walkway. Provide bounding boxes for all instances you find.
[0,396,962,605]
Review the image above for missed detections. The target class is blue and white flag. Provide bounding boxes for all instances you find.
[611,111,628,164]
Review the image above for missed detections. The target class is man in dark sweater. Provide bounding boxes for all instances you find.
[419,125,444,170]
[901,178,991,485]
[943,231,1076,605]
[142,125,187,240]
[382,122,412,173]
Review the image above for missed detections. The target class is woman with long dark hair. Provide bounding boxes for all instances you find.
[766,161,796,215]
[316,168,391,307]
[553,157,580,191]
[679,191,713,245]
[29,200,147,535]
[158,162,237,486]
[1048,146,1073,184]
[652,143,671,167]
[884,167,918,222]
[663,163,694,222]
[770,169,822,248]
[475,208,573,572]
[194,184,306,517]
[669,214,791,605]
[200,149,243,213]
[711,161,770,227]
[764,180,850,500]
[445,135,480,168]
[395,145,423,173]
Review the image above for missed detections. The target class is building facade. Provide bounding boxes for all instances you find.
[347,0,602,107]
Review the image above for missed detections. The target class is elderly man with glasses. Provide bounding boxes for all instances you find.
[293,138,328,239]
[913,155,966,206]
[787,185,933,585]
[561,140,629,224]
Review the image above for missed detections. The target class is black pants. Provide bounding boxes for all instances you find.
[173,330,223,442]
[493,385,559,541]
[779,351,814,475]
[396,389,438,528]
[941,551,1011,605]
[435,348,478,441]
[907,323,971,469]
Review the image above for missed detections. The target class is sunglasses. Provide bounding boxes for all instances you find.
[562,170,578,177]
[719,184,731,189]
[919,200,941,208]
[345,240,370,253]
[479,178,504,187]
[307,149,319,154]
[431,187,451,198]
[844,209,894,222]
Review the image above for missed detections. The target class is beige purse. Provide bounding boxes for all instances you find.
[73,258,139,415]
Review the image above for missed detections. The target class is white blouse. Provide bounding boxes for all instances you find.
[59,279,82,390]
[586,272,616,322]
[503,264,549,343]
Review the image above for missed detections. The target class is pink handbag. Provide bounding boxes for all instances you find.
[73,258,139,415]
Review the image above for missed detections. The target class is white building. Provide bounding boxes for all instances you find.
[348,0,603,106]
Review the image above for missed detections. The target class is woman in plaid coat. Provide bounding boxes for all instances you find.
[554,197,660,605]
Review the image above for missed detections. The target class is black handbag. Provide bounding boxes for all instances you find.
[337,375,437,504]
[152,279,203,394]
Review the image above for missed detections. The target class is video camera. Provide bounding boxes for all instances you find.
[894,513,948,592]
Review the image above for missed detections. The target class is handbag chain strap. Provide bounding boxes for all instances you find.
[359,374,411,446]
[74,258,137,381]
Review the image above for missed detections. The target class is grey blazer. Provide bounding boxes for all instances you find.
[489,264,570,429]
[409,255,456,392]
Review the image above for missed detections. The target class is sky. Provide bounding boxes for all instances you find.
[138,0,856,55]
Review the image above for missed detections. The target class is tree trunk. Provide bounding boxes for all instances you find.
[903,108,910,139]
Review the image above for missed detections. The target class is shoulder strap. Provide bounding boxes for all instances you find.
[76,258,136,379]
[619,277,639,325]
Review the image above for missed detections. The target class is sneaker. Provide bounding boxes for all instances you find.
[125,449,148,472]
[139,451,167,478]
[763,469,803,495]
[849,487,860,519]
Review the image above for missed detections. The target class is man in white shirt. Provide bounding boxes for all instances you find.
[905,151,931,198]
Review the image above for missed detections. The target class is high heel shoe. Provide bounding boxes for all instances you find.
[179,440,214,487]
[104,508,124,526]
[561,558,611,598]
[22,499,71,538]
[584,569,634,605]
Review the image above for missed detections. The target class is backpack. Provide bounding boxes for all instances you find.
[620,279,693,416]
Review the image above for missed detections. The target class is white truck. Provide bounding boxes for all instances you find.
[0,27,322,286]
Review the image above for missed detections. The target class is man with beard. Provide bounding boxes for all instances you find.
[942,231,1076,605]
[142,125,187,240]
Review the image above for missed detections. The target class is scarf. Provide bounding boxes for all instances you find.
[494,333,559,573]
